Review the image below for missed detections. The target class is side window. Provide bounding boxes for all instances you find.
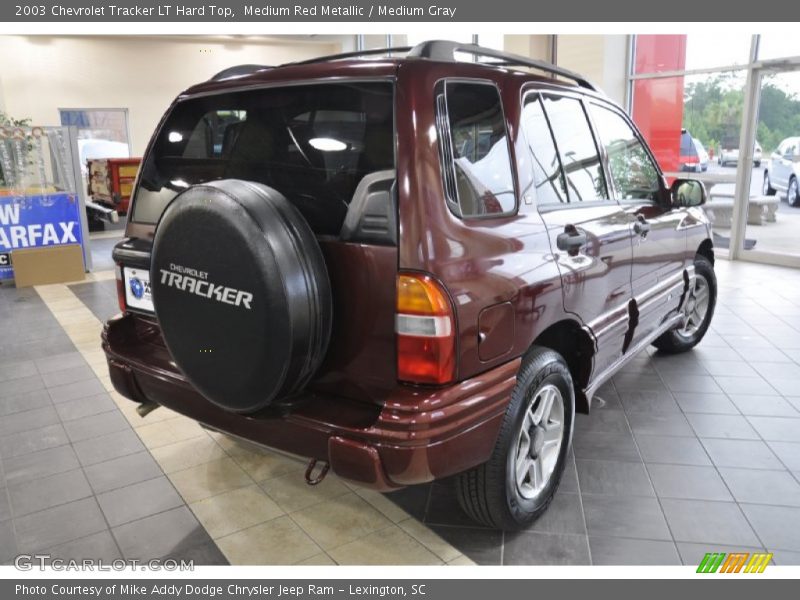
[589,104,661,203]
[439,81,516,217]
[520,96,567,205]
[541,95,607,202]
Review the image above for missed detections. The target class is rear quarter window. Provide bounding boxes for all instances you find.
[437,81,517,218]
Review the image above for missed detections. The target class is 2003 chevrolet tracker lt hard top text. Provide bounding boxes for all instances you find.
[103,41,717,529]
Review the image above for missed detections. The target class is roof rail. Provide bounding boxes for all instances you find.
[211,64,272,81]
[209,41,596,91]
[289,46,413,66]
[408,40,597,91]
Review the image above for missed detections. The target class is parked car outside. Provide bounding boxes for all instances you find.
[718,136,763,167]
[103,41,716,530]
[693,137,709,172]
[679,130,709,172]
[763,136,800,207]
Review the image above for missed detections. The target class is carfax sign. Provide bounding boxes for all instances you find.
[0,193,84,280]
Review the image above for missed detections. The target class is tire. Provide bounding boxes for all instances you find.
[653,255,716,354]
[455,347,575,530]
[763,171,776,196]
[788,176,800,208]
[150,179,332,413]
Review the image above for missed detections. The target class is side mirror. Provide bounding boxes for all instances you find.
[671,178,707,207]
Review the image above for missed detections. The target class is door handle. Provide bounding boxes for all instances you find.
[633,215,651,236]
[556,226,587,253]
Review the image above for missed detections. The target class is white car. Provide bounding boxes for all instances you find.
[763,137,800,207]
[718,140,763,167]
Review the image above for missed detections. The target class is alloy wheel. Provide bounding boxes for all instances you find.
[513,384,565,500]
[678,274,710,338]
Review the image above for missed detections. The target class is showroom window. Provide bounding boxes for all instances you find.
[438,81,516,217]
[629,34,800,265]
[59,107,131,180]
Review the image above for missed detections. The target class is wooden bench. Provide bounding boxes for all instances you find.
[703,194,779,227]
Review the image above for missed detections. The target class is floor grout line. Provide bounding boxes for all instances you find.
[4,259,800,564]
[31,281,227,563]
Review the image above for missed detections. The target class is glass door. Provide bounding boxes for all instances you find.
[741,69,800,261]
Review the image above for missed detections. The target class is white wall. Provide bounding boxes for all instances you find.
[555,35,630,106]
[504,35,553,62]
[0,35,341,155]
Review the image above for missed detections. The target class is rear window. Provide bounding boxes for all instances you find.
[680,132,697,156]
[131,82,394,235]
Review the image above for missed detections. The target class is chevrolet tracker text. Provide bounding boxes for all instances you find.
[159,266,253,309]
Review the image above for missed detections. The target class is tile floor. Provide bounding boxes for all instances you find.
[388,259,800,565]
[0,258,471,566]
[1,257,800,566]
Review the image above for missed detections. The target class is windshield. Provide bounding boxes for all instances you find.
[131,81,394,235]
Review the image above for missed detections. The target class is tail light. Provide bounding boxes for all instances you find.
[396,272,456,385]
[115,264,126,312]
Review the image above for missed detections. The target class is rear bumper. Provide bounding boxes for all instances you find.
[103,314,518,491]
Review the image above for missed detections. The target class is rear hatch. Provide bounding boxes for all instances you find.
[114,80,399,405]
[679,130,699,169]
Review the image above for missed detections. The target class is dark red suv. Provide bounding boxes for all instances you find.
[103,41,716,529]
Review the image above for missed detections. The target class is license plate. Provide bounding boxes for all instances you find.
[124,267,154,312]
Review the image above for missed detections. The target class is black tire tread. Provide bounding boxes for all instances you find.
[764,172,777,196]
[455,347,573,529]
[652,254,716,354]
[789,176,800,207]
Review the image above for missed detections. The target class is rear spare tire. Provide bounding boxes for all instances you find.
[150,179,332,413]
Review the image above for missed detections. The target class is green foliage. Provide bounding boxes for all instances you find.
[0,110,31,129]
[682,74,800,155]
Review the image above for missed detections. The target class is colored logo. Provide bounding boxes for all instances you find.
[697,552,773,573]
[129,277,145,300]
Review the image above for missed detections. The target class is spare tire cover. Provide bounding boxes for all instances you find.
[150,179,332,413]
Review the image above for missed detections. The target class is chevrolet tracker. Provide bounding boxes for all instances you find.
[103,41,716,529]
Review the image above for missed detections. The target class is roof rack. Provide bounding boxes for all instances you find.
[209,41,597,92]
[408,40,597,91]
[290,46,413,66]
[211,64,273,81]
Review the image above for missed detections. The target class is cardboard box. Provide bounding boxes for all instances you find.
[10,244,86,287]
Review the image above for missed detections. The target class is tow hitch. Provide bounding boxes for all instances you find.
[304,458,330,485]
[136,401,160,418]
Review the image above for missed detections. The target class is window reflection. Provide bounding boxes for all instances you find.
[589,104,660,203]
[542,96,607,202]
[443,82,516,216]
[520,97,566,205]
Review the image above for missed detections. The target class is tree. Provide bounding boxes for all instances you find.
[682,73,800,154]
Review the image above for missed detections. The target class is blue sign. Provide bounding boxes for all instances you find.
[0,193,85,280]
